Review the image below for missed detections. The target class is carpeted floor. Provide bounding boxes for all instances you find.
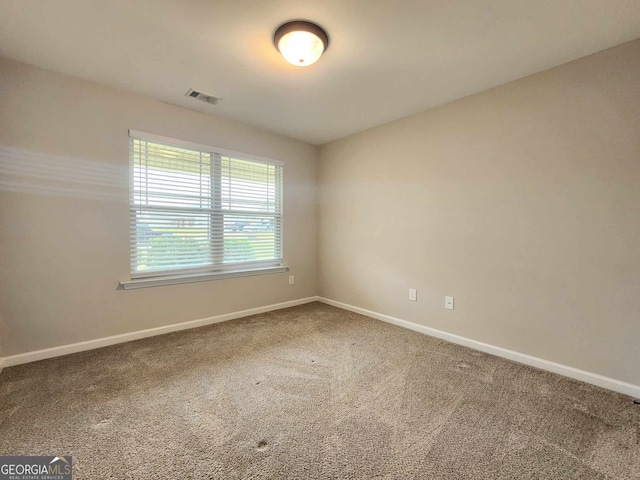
[1,302,638,479]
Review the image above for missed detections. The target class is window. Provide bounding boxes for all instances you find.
[125,131,285,287]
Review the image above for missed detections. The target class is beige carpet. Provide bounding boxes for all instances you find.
[1,302,638,479]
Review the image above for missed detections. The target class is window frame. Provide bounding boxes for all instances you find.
[120,130,288,290]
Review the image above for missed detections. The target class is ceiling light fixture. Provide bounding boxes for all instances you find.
[273,20,329,67]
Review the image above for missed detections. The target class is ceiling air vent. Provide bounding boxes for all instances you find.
[185,88,222,105]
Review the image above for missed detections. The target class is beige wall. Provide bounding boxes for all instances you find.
[318,39,640,385]
[2,38,640,388]
[0,58,318,357]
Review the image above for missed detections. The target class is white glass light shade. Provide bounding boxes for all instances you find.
[277,31,325,66]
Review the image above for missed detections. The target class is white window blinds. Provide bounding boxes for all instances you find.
[129,132,283,279]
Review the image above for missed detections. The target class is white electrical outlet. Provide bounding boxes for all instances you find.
[289,275,295,285]
[445,296,454,310]
[409,288,417,302]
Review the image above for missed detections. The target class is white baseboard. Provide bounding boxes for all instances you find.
[3,295,638,399]
[317,297,640,398]
[0,296,319,368]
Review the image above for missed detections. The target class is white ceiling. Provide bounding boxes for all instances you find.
[1,1,639,145]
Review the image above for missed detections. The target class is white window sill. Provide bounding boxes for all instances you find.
[119,265,289,290]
